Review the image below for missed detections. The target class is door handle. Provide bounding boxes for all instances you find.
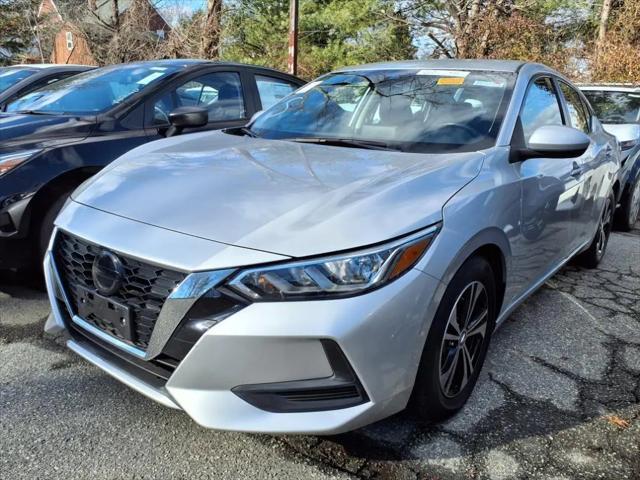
[570,162,582,178]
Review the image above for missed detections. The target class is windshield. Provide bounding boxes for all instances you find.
[6,64,181,115]
[582,90,640,124]
[250,69,514,153]
[0,68,37,93]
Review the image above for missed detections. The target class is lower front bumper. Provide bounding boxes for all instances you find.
[44,246,442,434]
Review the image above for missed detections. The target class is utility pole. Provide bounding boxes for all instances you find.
[288,0,298,76]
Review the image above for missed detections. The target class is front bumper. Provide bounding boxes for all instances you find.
[44,227,441,435]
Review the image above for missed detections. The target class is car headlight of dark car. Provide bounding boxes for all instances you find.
[0,149,42,177]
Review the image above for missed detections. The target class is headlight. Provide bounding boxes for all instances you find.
[227,226,438,301]
[0,149,42,177]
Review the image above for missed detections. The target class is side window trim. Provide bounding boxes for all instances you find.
[550,76,571,128]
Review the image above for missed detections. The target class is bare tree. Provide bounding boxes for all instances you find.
[200,0,222,58]
[597,0,613,48]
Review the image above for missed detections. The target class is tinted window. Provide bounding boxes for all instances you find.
[256,75,298,109]
[6,64,181,114]
[0,68,37,93]
[250,70,514,153]
[152,71,245,125]
[582,90,640,124]
[559,82,590,133]
[520,77,564,141]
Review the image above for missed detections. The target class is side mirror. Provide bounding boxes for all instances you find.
[602,123,640,152]
[525,125,590,158]
[164,106,208,137]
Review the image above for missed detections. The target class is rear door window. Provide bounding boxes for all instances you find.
[558,81,590,133]
[255,75,299,110]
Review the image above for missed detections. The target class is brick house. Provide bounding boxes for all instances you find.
[38,0,170,65]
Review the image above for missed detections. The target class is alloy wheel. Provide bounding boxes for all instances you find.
[439,281,489,398]
[596,196,613,258]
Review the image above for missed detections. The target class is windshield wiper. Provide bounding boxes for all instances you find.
[225,126,259,138]
[239,126,259,138]
[13,110,52,115]
[282,137,399,151]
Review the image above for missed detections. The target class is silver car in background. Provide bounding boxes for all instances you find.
[45,60,620,434]
[580,84,640,230]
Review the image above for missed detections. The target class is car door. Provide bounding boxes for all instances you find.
[557,80,611,248]
[512,76,584,288]
[144,68,252,138]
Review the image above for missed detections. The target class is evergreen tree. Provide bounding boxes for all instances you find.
[223,0,416,79]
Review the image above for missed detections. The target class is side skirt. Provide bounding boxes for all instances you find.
[494,239,590,329]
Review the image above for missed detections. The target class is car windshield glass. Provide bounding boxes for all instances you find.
[250,69,515,153]
[0,68,37,93]
[6,64,181,114]
[582,90,640,124]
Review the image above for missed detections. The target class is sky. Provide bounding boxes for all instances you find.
[155,0,206,24]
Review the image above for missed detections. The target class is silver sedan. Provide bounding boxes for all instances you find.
[44,60,620,434]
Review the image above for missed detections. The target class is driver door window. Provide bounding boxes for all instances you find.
[151,71,246,126]
[520,77,564,141]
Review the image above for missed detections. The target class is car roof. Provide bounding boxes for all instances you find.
[9,63,93,69]
[90,59,304,83]
[578,84,640,93]
[335,59,528,73]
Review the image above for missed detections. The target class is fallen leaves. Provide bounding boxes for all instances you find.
[605,415,630,429]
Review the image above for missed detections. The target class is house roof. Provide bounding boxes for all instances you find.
[38,0,169,30]
[94,0,132,22]
[91,0,170,30]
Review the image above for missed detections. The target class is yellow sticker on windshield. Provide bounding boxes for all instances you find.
[437,77,465,86]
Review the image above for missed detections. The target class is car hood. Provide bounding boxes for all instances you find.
[73,131,486,258]
[0,113,94,152]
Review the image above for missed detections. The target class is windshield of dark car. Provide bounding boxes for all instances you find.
[582,90,640,124]
[0,68,38,93]
[5,64,181,114]
[250,69,515,153]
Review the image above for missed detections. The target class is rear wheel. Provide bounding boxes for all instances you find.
[409,256,496,422]
[615,176,640,232]
[576,191,615,269]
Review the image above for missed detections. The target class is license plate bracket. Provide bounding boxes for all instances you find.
[76,286,134,343]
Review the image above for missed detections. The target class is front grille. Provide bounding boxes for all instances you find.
[53,231,187,350]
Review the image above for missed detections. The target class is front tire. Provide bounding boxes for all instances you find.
[576,191,615,269]
[409,256,496,422]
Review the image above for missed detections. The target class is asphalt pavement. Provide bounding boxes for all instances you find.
[1,226,638,480]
